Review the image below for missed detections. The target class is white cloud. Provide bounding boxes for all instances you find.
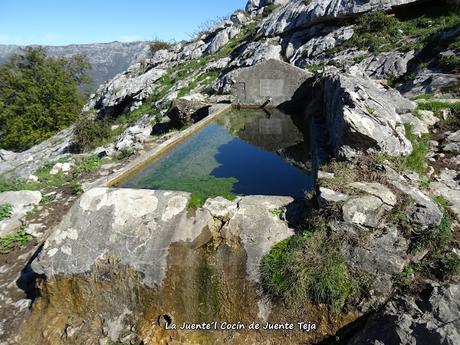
[119,34,144,42]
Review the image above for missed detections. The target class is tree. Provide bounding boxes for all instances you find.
[0,47,91,151]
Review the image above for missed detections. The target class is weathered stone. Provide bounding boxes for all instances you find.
[165,97,210,127]
[258,0,420,37]
[321,67,413,157]
[205,26,240,55]
[400,112,429,137]
[347,182,397,206]
[230,59,311,107]
[49,162,72,175]
[245,0,288,14]
[318,187,349,206]
[115,115,153,152]
[338,224,409,296]
[348,283,460,345]
[342,195,385,227]
[386,165,443,230]
[360,50,415,80]
[400,68,460,97]
[431,169,460,220]
[0,191,42,236]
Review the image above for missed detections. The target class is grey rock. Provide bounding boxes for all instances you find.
[431,169,460,220]
[258,0,420,37]
[347,182,397,206]
[0,127,73,178]
[360,50,415,80]
[92,66,166,117]
[31,188,294,287]
[205,27,240,55]
[348,283,460,345]
[386,165,443,230]
[342,195,385,227]
[115,115,153,151]
[336,223,409,296]
[0,191,42,236]
[321,67,414,157]
[400,112,430,137]
[229,38,282,68]
[245,0,288,13]
[400,68,460,97]
[230,11,248,25]
[319,187,350,206]
[165,97,210,127]
[285,25,354,66]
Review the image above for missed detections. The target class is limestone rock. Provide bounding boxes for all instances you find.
[49,162,73,175]
[347,182,397,206]
[318,187,349,206]
[386,165,443,231]
[94,67,166,117]
[258,0,420,37]
[205,26,240,55]
[339,224,409,296]
[321,67,414,157]
[0,190,42,236]
[115,115,153,151]
[245,0,288,14]
[342,195,385,227]
[165,97,210,127]
[359,50,415,80]
[348,283,460,345]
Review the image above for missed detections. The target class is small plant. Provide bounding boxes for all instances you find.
[74,155,103,174]
[0,227,33,254]
[117,148,135,160]
[0,203,13,221]
[69,180,83,195]
[394,265,415,288]
[269,208,283,219]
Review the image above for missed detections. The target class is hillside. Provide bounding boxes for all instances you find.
[0,41,151,91]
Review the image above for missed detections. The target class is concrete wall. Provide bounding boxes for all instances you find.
[230,59,312,107]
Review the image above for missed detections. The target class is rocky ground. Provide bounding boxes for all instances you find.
[0,0,459,344]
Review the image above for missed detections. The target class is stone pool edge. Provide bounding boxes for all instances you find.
[87,103,233,190]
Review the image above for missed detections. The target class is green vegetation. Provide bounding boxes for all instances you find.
[262,3,281,18]
[394,265,415,288]
[0,178,37,193]
[0,203,13,221]
[73,114,113,151]
[0,227,33,254]
[149,39,173,56]
[269,208,283,219]
[261,231,368,310]
[0,47,90,151]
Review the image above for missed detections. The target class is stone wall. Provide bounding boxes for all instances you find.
[230,59,312,107]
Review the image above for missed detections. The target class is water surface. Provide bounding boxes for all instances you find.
[119,109,313,198]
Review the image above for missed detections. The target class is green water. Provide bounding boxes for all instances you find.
[120,108,313,201]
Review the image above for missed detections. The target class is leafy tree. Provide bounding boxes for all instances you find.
[0,47,91,151]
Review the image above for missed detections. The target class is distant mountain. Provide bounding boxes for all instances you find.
[0,41,151,92]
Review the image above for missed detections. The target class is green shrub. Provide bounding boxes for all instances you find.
[69,180,83,195]
[73,155,103,174]
[0,203,13,220]
[0,178,37,192]
[260,231,363,310]
[0,228,33,254]
[0,47,90,151]
[149,39,172,56]
[73,115,112,152]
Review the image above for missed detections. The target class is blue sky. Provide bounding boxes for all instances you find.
[0,0,247,46]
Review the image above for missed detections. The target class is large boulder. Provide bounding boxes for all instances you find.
[245,0,289,14]
[165,95,210,127]
[320,67,414,157]
[258,0,421,37]
[24,187,297,345]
